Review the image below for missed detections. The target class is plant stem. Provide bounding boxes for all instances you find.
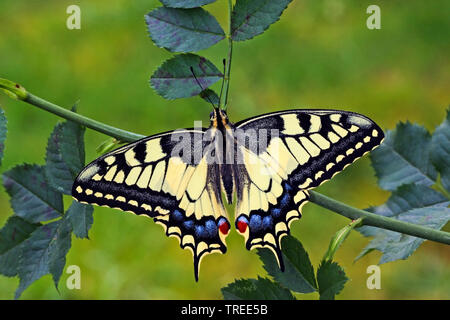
[25,93,144,143]
[3,86,450,246]
[221,0,233,110]
[309,191,450,245]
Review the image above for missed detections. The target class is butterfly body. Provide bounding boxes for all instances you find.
[72,108,384,281]
[208,108,236,204]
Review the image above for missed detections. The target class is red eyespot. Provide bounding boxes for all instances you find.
[237,220,248,233]
[219,221,230,235]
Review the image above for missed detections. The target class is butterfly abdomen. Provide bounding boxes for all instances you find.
[220,164,234,204]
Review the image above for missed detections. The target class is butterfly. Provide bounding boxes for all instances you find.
[72,107,384,281]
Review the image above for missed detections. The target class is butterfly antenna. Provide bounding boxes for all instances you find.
[190,66,216,109]
[218,58,226,108]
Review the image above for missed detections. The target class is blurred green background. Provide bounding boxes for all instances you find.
[0,0,449,299]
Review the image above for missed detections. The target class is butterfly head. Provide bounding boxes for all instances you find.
[210,108,230,129]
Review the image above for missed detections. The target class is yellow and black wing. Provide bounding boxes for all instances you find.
[234,109,384,268]
[71,129,230,281]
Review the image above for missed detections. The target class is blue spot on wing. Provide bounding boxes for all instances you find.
[279,183,293,208]
[249,214,262,232]
[280,192,290,207]
[172,209,183,222]
[262,216,273,229]
[205,219,217,237]
[195,225,205,238]
[183,220,194,230]
[271,207,281,218]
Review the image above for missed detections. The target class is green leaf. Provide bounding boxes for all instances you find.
[222,276,296,300]
[370,122,437,191]
[3,165,64,223]
[199,88,220,105]
[0,216,40,277]
[146,7,225,52]
[0,107,7,166]
[317,261,348,300]
[60,119,85,176]
[65,201,93,239]
[15,219,72,299]
[45,120,86,195]
[150,53,223,100]
[356,184,450,263]
[159,0,216,8]
[430,109,450,192]
[257,236,316,293]
[231,0,293,41]
[48,218,72,289]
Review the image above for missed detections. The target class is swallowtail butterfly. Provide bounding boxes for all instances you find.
[72,107,384,281]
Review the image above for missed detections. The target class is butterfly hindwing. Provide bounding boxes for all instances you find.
[234,109,384,267]
[233,161,309,269]
[72,129,231,281]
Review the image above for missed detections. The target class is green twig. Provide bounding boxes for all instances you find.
[1,78,144,142]
[1,82,450,246]
[309,191,450,245]
[25,93,145,143]
[221,0,234,110]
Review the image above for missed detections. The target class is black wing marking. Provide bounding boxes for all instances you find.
[72,129,231,281]
[234,109,384,268]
